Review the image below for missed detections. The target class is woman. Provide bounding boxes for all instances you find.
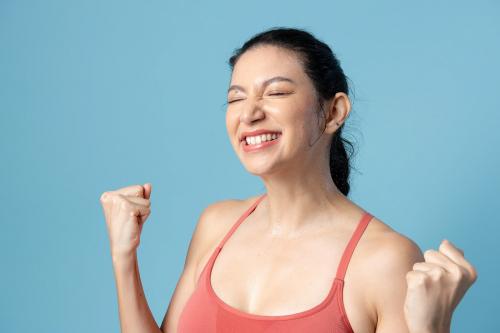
[100,27,477,333]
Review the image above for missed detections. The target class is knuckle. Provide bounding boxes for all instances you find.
[450,265,464,281]
[423,249,435,259]
[406,271,425,287]
[413,274,427,287]
[119,198,130,209]
[430,266,446,281]
[133,185,143,197]
[470,266,478,282]
[100,191,109,202]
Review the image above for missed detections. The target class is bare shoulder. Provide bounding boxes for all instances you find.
[159,195,258,333]
[362,216,424,270]
[189,194,263,274]
[193,194,261,251]
[357,215,425,328]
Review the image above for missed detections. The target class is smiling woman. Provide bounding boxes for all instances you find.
[223,29,352,196]
[101,27,477,333]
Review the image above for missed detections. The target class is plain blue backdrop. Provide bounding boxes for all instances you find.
[1,0,499,332]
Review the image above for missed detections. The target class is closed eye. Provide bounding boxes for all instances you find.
[227,92,291,104]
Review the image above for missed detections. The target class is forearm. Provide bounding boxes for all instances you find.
[112,252,162,333]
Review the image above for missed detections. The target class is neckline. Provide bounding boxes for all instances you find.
[205,193,369,321]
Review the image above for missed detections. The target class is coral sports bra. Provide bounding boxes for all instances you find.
[177,193,374,333]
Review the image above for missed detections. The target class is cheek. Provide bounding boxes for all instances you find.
[225,112,239,140]
[289,107,319,145]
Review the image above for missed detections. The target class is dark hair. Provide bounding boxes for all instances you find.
[227,27,356,196]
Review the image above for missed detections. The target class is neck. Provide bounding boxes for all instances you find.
[257,164,347,238]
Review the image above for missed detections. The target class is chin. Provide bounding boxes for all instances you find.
[243,160,282,177]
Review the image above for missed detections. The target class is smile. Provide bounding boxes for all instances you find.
[241,133,282,152]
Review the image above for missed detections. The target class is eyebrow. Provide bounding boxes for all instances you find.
[227,76,296,94]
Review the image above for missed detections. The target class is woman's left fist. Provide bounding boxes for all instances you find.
[404,239,478,333]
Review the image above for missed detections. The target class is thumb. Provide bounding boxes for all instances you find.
[143,183,152,199]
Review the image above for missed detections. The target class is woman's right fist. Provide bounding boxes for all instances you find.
[100,183,152,258]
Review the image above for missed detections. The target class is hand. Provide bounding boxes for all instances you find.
[100,183,152,258]
[404,239,478,333]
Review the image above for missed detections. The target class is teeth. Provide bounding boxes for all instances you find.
[244,133,281,145]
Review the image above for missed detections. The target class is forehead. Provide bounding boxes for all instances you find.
[230,45,306,83]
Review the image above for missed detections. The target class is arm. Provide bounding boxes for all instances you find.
[112,252,162,333]
[100,183,162,333]
[366,232,425,333]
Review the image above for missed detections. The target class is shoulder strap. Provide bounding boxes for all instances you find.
[216,193,267,249]
[335,212,374,280]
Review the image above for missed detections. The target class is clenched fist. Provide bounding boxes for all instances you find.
[100,183,152,258]
[404,239,478,333]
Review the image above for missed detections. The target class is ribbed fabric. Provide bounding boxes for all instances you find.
[177,193,374,333]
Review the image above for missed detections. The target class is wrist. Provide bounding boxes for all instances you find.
[111,249,137,266]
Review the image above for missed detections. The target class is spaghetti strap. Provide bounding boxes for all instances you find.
[178,197,374,331]
[216,193,267,249]
[335,211,374,281]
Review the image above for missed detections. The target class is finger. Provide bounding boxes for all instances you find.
[412,262,447,279]
[143,183,152,200]
[139,210,151,225]
[405,270,428,289]
[125,196,151,207]
[423,249,455,273]
[439,239,477,280]
[441,239,464,255]
[127,202,151,218]
[412,262,435,272]
[116,197,151,218]
[113,184,145,198]
[439,239,465,264]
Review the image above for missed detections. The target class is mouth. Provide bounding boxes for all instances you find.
[240,132,282,152]
[240,131,282,145]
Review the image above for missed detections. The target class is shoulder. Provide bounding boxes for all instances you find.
[194,194,261,243]
[159,195,259,332]
[363,217,424,268]
[360,216,425,326]
[187,194,262,271]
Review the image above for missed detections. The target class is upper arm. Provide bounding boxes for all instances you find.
[368,233,425,333]
[159,200,234,333]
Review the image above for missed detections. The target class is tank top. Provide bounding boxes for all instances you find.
[177,193,374,333]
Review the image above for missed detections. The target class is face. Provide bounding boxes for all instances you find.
[225,45,330,176]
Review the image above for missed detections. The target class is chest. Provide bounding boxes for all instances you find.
[207,226,377,333]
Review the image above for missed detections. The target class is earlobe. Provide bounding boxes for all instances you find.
[319,92,350,135]
[328,92,350,131]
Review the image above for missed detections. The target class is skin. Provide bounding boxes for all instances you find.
[103,44,476,333]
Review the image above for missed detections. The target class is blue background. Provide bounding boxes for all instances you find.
[1,0,498,332]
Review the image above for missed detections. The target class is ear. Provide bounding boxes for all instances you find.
[323,92,351,135]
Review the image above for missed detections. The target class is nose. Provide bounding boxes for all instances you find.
[240,98,265,124]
